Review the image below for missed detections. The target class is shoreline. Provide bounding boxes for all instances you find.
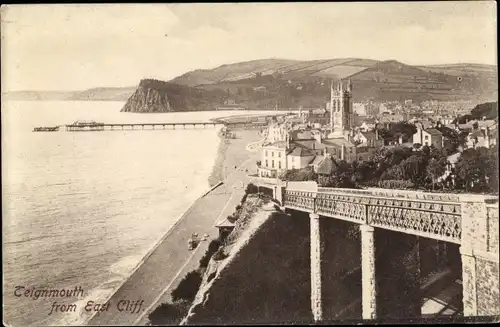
[84,181,224,326]
[208,133,230,187]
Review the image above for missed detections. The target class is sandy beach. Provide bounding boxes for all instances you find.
[208,127,263,187]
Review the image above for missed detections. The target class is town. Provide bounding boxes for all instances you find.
[253,80,498,194]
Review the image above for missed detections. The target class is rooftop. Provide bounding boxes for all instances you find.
[316,155,338,175]
[263,141,287,149]
[322,137,356,148]
[287,144,317,157]
[309,155,325,166]
[424,128,443,136]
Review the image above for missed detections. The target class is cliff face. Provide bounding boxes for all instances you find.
[121,79,225,113]
[181,204,371,325]
[121,79,174,113]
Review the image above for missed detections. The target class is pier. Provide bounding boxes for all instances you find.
[61,121,266,132]
[64,121,222,131]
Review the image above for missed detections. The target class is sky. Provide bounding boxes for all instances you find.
[1,2,497,91]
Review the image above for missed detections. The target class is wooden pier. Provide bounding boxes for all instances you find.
[32,119,269,133]
[63,121,267,132]
[64,121,223,131]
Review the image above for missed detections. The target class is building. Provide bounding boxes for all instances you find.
[305,108,330,126]
[365,102,379,117]
[353,103,366,116]
[286,144,317,170]
[316,154,338,177]
[266,122,288,143]
[359,118,377,132]
[258,141,287,178]
[413,124,444,149]
[378,113,405,124]
[466,127,495,149]
[352,129,384,148]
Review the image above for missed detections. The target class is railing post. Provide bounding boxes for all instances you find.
[364,204,369,225]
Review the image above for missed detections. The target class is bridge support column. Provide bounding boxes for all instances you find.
[460,195,499,317]
[310,213,323,322]
[274,183,284,206]
[360,225,377,320]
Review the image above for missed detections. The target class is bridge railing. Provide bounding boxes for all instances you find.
[284,184,498,244]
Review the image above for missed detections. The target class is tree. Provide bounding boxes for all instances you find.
[426,157,448,190]
[399,154,428,186]
[470,101,498,120]
[454,147,494,192]
[171,270,203,302]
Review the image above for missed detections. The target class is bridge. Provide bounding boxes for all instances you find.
[257,179,499,321]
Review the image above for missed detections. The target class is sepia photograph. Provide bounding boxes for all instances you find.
[1,2,498,326]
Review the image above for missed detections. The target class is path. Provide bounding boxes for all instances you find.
[86,130,261,326]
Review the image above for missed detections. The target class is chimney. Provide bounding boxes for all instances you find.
[323,148,327,157]
[341,144,345,160]
[375,129,379,140]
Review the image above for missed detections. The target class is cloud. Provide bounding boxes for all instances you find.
[1,2,497,91]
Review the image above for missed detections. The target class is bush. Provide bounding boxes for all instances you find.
[199,239,221,268]
[147,301,191,326]
[245,183,258,194]
[378,179,415,189]
[212,248,228,261]
[171,270,203,303]
[227,214,238,223]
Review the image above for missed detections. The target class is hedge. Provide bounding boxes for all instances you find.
[378,179,415,189]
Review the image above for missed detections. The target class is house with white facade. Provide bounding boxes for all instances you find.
[412,124,444,149]
[258,141,288,178]
[352,129,384,148]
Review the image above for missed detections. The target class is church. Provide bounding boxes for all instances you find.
[320,80,358,162]
[257,80,369,179]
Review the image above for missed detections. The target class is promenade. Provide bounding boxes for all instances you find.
[87,129,262,326]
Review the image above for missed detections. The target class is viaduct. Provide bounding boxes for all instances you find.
[251,178,499,321]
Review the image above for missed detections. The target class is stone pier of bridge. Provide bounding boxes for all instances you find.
[278,181,499,321]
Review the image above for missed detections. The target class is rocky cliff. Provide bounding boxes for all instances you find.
[121,79,225,113]
[121,79,174,113]
[180,204,365,325]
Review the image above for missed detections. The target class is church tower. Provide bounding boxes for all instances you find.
[329,79,353,138]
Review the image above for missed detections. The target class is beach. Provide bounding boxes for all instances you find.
[87,126,263,326]
[208,127,263,187]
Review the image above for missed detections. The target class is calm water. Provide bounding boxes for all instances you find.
[1,101,283,326]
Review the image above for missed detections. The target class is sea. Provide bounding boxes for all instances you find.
[1,101,283,326]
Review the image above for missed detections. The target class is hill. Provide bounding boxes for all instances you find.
[68,87,136,101]
[4,58,496,110]
[2,90,73,101]
[167,58,497,109]
[2,87,136,102]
